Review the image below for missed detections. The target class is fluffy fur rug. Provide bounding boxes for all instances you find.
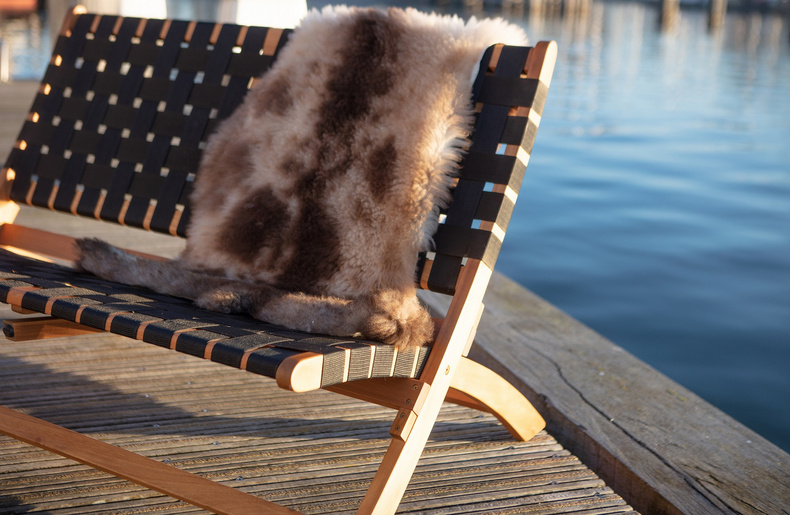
[76,7,528,349]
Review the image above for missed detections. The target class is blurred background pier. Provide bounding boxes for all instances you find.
[2,0,789,81]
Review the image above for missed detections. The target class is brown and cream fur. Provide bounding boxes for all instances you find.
[75,7,527,349]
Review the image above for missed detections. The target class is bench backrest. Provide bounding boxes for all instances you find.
[2,12,550,296]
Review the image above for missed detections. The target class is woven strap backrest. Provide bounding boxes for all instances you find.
[416,44,550,295]
[2,13,550,297]
[2,13,290,235]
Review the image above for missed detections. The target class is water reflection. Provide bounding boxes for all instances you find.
[0,9,48,81]
[2,0,788,81]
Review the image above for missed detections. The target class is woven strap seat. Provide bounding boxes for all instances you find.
[0,249,429,389]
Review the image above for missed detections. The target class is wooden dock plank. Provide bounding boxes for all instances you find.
[0,322,635,514]
[420,275,790,515]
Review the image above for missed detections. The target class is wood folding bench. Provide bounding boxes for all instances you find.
[0,8,556,514]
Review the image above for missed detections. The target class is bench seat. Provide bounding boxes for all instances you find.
[0,248,429,391]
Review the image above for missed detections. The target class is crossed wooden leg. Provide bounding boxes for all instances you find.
[448,357,546,441]
[349,261,545,514]
[330,357,545,513]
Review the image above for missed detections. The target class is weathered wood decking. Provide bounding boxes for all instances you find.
[0,316,633,514]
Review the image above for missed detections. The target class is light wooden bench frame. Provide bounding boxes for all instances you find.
[0,7,557,514]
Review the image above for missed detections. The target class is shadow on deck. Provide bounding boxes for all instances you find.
[0,324,633,514]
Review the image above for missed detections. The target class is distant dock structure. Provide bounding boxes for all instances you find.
[442,0,779,34]
[708,0,728,29]
[658,0,730,30]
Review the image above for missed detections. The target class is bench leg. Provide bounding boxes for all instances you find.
[357,378,453,514]
[355,358,546,514]
[447,357,545,441]
[328,358,545,443]
[0,405,299,514]
[357,259,499,514]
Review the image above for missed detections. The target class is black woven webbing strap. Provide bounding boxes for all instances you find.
[3,14,291,237]
[2,12,550,296]
[415,44,551,294]
[0,249,429,387]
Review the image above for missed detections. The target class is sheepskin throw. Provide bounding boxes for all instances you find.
[76,7,528,348]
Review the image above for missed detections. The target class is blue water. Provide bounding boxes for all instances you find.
[2,1,788,452]
[492,3,790,452]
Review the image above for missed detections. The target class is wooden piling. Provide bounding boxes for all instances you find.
[709,0,728,30]
[659,0,680,31]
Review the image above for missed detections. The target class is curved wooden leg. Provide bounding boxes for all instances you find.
[446,357,545,441]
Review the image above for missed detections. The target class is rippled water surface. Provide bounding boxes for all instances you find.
[2,0,788,452]
[494,2,790,452]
